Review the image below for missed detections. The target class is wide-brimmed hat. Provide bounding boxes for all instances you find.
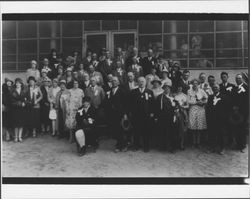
[121,117,132,131]
[151,77,162,85]
[27,76,36,83]
[14,77,23,85]
[5,77,14,85]
[162,82,172,89]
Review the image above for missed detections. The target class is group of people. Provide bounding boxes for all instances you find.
[2,47,249,156]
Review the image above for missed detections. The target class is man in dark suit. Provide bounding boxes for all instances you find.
[125,47,142,72]
[219,72,235,97]
[232,74,249,152]
[75,96,98,156]
[106,76,128,152]
[141,49,158,76]
[207,84,229,155]
[178,69,191,94]
[130,76,155,152]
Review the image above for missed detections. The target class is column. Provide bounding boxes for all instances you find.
[170,20,177,58]
[50,21,57,49]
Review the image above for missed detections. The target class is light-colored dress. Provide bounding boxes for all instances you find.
[187,88,208,130]
[65,88,84,130]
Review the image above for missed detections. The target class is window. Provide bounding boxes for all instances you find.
[62,38,82,57]
[216,32,242,48]
[62,21,82,37]
[2,21,16,39]
[39,21,60,38]
[102,20,118,30]
[139,20,162,34]
[39,39,61,54]
[18,40,37,54]
[139,35,162,55]
[164,21,188,33]
[120,20,137,29]
[216,20,241,31]
[18,21,37,38]
[190,20,214,32]
[3,40,16,54]
[84,20,101,31]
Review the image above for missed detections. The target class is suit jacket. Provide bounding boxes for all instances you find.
[82,57,92,71]
[207,92,229,126]
[97,59,112,83]
[141,56,158,75]
[219,82,235,96]
[85,86,105,109]
[112,69,127,85]
[130,88,155,121]
[75,105,97,130]
[232,83,249,116]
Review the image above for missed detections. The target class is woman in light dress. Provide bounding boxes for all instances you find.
[65,80,84,143]
[48,78,61,136]
[187,79,208,148]
[173,84,189,150]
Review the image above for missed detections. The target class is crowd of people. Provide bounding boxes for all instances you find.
[2,47,249,156]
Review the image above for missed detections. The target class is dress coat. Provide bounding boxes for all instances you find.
[141,56,158,76]
[10,88,27,127]
[40,86,51,125]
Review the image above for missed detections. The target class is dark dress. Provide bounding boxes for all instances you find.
[26,87,42,128]
[10,88,27,127]
[40,86,51,126]
[2,83,13,128]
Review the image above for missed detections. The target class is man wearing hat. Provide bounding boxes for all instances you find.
[130,76,155,152]
[155,83,176,152]
[75,96,98,156]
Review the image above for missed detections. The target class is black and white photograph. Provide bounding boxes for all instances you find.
[2,14,248,179]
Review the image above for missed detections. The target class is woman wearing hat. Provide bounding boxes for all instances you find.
[151,77,163,98]
[26,60,40,82]
[10,78,27,142]
[187,78,208,148]
[65,80,84,143]
[26,76,43,137]
[40,77,52,134]
[55,80,71,138]
[2,78,14,141]
[48,78,61,136]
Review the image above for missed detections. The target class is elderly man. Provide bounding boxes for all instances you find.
[141,49,158,76]
[125,72,138,92]
[232,74,249,152]
[130,77,155,152]
[106,76,128,152]
[207,84,229,155]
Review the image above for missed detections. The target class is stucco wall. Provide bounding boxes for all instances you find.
[2,69,248,85]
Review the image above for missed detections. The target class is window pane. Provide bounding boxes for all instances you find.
[39,21,60,38]
[114,33,135,52]
[84,20,100,31]
[18,54,37,62]
[244,49,248,57]
[190,20,214,32]
[216,49,242,58]
[190,34,214,49]
[244,58,248,67]
[189,59,214,68]
[2,21,16,39]
[120,20,137,29]
[3,55,16,62]
[18,40,37,54]
[216,59,242,67]
[190,50,214,58]
[164,34,188,57]
[139,20,162,34]
[2,40,16,54]
[216,20,241,31]
[216,33,242,48]
[102,20,118,30]
[18,62,31,71]
[243,20,248,30]
[244,32,248,48]
[2,63,16,71]
[164,21,188,33]
[86,34,107,54]
[62,21,82,37]
[18,21,37,38]
[62,38,82,57]
[39,39,61,54]
[139,35,162,54]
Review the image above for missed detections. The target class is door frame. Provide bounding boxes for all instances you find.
[83,32,109,57]
[111,31,137,56]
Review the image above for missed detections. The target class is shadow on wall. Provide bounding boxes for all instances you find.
[2,69,248,85]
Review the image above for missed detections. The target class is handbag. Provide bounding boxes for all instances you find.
[49,108,57,120]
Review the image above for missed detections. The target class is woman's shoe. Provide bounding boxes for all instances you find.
[19,137,23,142]
[14,137,18,143]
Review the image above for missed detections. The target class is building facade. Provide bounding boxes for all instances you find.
[2,20,248,81]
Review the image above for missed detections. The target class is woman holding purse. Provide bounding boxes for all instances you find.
[48,78,61,136]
